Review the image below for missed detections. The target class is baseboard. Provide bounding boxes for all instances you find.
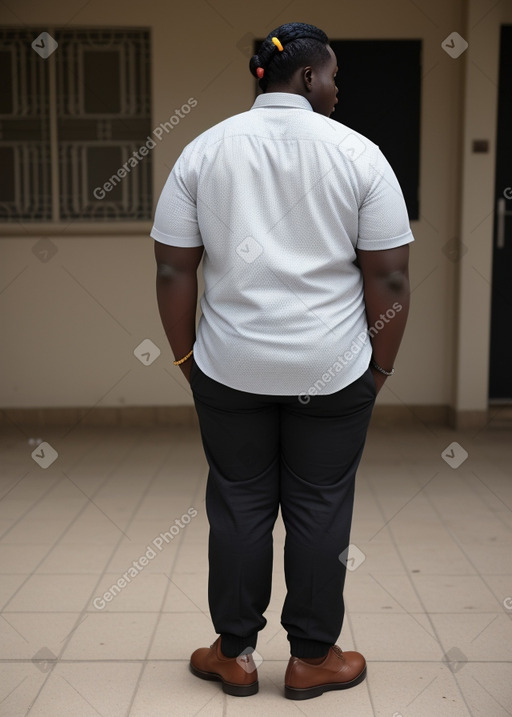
[370,404,451,427]
[447,407,492,430]
[3,404,507,431]
[0,406,200,432]
[0,403,463,431]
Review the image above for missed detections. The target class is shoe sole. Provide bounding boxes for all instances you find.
[284,664,367,700]
[189,662,259,696]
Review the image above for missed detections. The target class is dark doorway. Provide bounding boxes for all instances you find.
[253,38,422,220]
[489,25,512,401]
[329,39,421,221]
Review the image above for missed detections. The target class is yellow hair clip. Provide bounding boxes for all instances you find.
[271,37,284,52]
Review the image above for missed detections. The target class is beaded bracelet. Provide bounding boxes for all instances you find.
[370,358,395,376]
[173,349,193,366]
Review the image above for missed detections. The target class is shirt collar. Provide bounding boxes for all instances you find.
[251,92,314,112]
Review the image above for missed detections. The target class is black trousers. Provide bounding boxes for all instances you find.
[190,358,376,659]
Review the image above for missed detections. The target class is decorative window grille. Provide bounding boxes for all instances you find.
[0,28,152,223]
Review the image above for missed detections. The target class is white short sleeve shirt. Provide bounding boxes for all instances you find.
[151,92,414,396]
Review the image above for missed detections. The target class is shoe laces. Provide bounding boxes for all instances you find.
[332,645,344,658]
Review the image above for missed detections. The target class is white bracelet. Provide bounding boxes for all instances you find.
[370,358,395,376]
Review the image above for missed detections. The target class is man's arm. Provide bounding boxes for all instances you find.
[356,244,410,393]
[154,241,204,383]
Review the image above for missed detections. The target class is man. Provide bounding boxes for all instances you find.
[152,21,412,701]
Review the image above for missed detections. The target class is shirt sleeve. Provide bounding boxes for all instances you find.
[150,152,203,248]
[356,149,415,251]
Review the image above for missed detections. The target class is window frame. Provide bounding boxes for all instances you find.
[0,26,153,235]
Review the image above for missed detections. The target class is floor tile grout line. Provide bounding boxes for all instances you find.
[124,465,208,716]
[0,476,66,546]
[0,429,113,545]
[0,431,120,613]
[367,470,441,541]
[57,436,184,685]
[422,488,511,616]
[470,674,512,717]
[59,673,106,717]
[0,471,32,504]
[0,675,28,709]
[364,474,477,717]
[468,470,512,530]
[0,436,144,575]
[1,425,509,714]
[21,432,171,714]
[388,523,485,716]
[343,609,376,715]
[61,435,204,716]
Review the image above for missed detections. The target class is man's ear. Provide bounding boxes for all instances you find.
[302,66,314,92]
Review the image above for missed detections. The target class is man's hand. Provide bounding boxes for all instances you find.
[180,358,193,385]
[371,367,388,395]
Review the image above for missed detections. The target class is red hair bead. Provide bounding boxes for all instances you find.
[256,67,264,79]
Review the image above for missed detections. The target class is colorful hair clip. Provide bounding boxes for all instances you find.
[256,67,264,78]
[271,37,284,52]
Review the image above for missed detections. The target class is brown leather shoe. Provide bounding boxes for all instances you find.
[285,645,366,700]
[189,637,259,696]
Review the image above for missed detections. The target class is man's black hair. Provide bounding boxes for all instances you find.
[249,22,330,92]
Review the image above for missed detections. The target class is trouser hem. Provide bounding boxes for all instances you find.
[288,636,333,658]
[220,632,258,658]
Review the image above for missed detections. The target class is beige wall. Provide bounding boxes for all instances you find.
[0,0,505,419]
[455,0,512,418]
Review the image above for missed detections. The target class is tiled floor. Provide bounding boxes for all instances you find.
[0,417,511,716]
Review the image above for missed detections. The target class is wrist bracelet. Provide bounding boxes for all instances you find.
[173,349,193,366]
[370,358,395,376]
